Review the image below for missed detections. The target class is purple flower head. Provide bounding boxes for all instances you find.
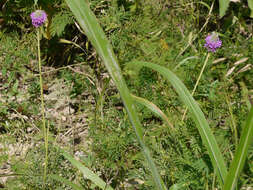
[204,32,222,52]
[30,10,47,28]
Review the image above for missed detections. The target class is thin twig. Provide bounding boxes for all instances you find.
[34,62,87,76]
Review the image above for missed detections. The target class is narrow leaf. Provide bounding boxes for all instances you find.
[127,61,228,185]
[248,0,253,18]
[59,38,86,53]
[49,174,83,190]
[65,0,166,189]
[219,0,230,18]
[62,150,114,190]
[223,106,253,190]
[131,94,174,129]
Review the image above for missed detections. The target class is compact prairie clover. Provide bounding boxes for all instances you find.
[204,32,222,52]
[30,10,47,28]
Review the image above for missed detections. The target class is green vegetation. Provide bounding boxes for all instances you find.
[0,0,252,189]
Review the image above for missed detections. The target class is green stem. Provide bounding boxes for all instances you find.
[37,29,48,187]
[182,52,210,121]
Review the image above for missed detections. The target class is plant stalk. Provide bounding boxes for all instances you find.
[37,29,48,187]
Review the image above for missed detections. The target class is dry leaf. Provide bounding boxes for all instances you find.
[237,64,252,74]
[213,57,226,64]
[226,66,236,77]
[226,57,249,77]
[234,57,248,66]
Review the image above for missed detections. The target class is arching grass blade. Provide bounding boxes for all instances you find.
[223,106,253,190]
[65,0,167,189]
[127,61,228,185]
[62,150,114,190]
[248,0,253,18]
[131,94,174,130]
[49,174,83,190]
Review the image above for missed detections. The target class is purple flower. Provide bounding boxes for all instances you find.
[30,10,47,28]
[204,32,222,52]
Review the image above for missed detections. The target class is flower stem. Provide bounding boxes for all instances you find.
[37,29,48,187]
[182,52,210,121]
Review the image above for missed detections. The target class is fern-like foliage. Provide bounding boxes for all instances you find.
[50,11,73,37]
[2,0,64,30]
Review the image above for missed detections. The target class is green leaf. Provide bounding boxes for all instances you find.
[49,174,83,190]
[222,106,253,190]
[62,150,114,190]
[127,61,228,185]
[131,94,174,129]
[219,0,230,18]
[248,0,253,18]
[199,1,211,11]
[34,0,38,5]
[12,80,19,94]
[64,0,167,189]
[50,12,72,37]
[169,184,185,190]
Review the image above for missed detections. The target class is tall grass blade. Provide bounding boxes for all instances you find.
[65,0,166,189]
[248,0,253,18]
[50,174,83,190]
[62,151,114,190]
[222,106,253,190]
[131,94,174,129]
[219,0,230,18]
[127,61,228,185]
